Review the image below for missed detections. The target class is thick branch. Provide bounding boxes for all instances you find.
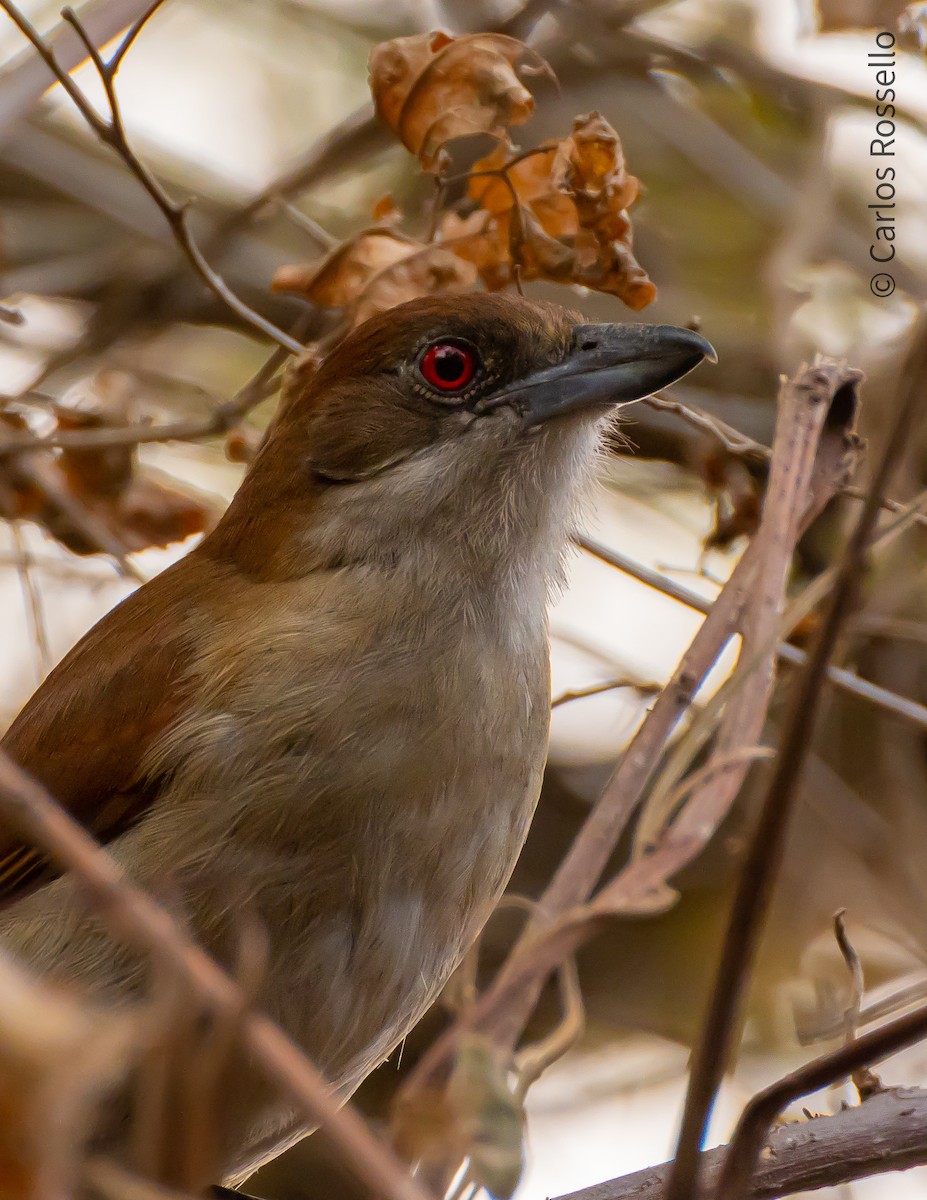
[556,1087,927,1200]
[718,998,927,1197]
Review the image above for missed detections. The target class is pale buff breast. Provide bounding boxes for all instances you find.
[0,562,550,1169]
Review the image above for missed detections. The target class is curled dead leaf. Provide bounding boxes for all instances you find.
[272,229,477,331]
[441,113,655,309]
[369,31,553,171]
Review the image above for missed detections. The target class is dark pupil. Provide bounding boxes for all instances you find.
[435,347,466,383]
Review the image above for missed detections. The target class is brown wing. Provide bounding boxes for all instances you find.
[0,554,203,905]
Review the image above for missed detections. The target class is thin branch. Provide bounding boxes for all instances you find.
[639,392,771,468]
[0,749,430,1200]
[834,909,882,1098]
[0,345,287,456]
[577,534,927,732]
[0,0,303,354]
[10,521,52,680]
[280,201,339,250]
[551,678,660,708]
[665,320,927,1200]
[800,972,927,1046]
[108,0,164,72]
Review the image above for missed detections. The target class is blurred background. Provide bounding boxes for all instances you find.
[1,0,927,1197]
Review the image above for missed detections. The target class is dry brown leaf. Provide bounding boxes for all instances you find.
[0,377,220,557]
[272,229,477,331]
[369,32,553,171]
[552,110,640,218]
[55,400,219,554]
[438,209,511,291]
[446,114,656,309]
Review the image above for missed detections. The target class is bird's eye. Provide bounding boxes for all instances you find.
[419,340,479,394]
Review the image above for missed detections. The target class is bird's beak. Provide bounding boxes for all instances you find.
[490,323,716,427]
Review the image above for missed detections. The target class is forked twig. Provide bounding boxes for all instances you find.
[0,0,303,354]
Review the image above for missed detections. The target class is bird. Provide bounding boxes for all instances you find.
[0,293,713,1185]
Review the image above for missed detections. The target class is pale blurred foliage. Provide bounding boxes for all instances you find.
[0,948,139,1198]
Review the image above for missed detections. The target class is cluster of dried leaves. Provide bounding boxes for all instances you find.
[0,374,218,561]
[273,31,655,348]
[3,29,654,566]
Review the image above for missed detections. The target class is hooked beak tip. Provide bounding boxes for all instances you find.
[500,322,717,427]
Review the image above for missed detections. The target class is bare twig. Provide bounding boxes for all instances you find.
[0,749,430,1200]
[0,0,303,354]
[0,0,155,134]
[577,534,927,731]
[800,972,927,1046]
[834,909,882,1098]
[834,908,864,1046]
[10,521,52,680]
[640,392,770,468]
[0,344,288,456]
[513,956,584,1098]
[280,202,339,250]
[551,678,660,708]
[665,323,927,1200]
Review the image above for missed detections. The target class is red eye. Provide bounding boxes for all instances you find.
[419,341,478,393]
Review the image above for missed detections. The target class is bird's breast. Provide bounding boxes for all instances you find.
[134,564,551,1085]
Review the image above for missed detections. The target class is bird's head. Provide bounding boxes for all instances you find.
[210,293,714,584]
